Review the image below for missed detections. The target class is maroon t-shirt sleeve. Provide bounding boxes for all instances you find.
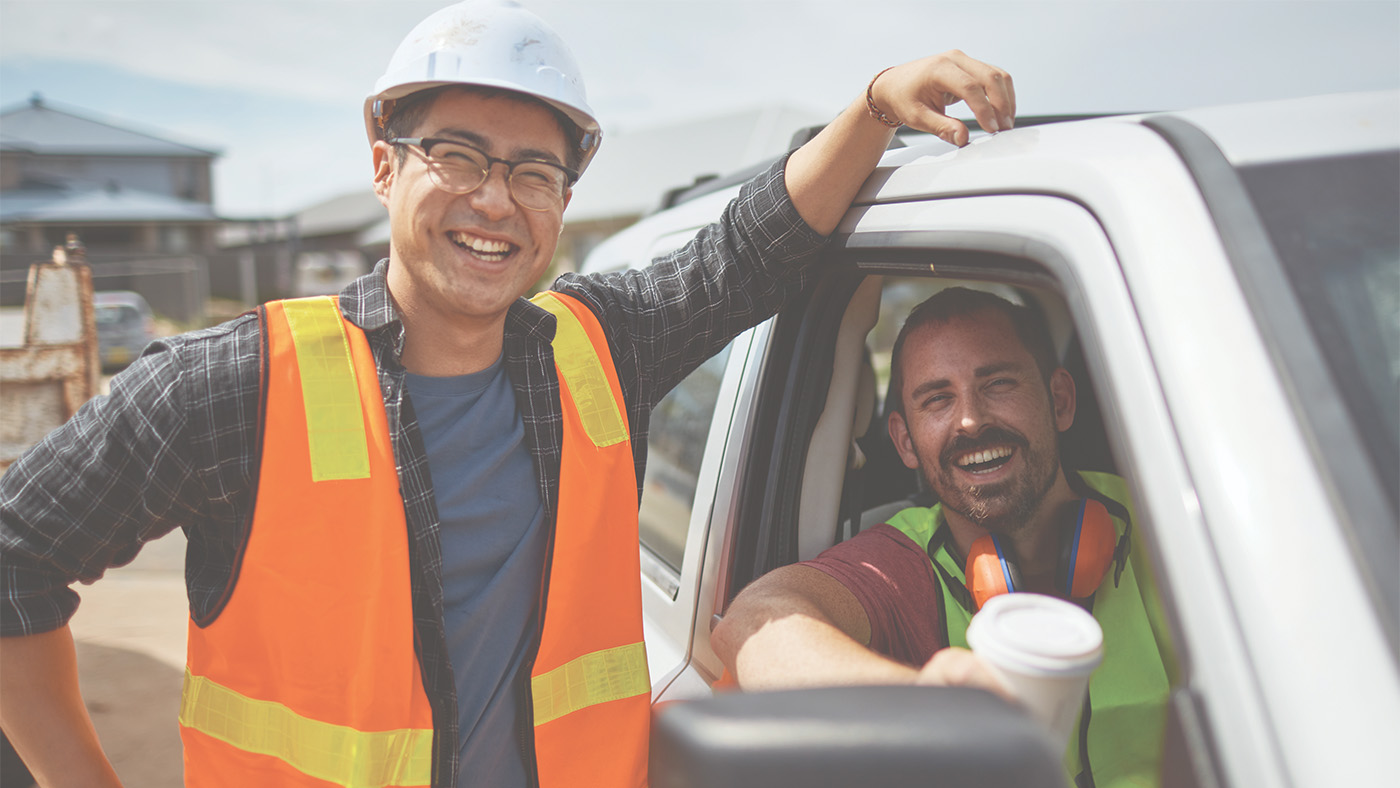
[799,523,946,667]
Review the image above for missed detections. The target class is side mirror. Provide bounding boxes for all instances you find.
[650,685,1066,788]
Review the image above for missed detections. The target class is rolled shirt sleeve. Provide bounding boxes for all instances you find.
[800,523,947,667]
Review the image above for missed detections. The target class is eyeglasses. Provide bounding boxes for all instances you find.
[388,137,578,212]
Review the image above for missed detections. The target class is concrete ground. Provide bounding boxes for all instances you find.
[68,527,190,786]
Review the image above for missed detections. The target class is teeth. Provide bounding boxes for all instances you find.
[449,231,512,255]
[957,446,1013,467]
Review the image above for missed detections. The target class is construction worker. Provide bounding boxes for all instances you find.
[0,1,1015,785]
[712,289,1171,787]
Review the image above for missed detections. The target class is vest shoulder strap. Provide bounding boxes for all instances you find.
[531,291,628,448]
[263,295,370,481]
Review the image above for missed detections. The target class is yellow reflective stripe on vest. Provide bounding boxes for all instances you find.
[180,670,432,788]
[531,292,628,448]
[282,297,370,481]
[531,642,649,726]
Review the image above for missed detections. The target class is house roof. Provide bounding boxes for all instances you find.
[296,190,387,239]
[0,95,220,158]
[0,183,219,223]
[563,104,829,223]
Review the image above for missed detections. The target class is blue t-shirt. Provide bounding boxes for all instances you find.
[406,355,546,788]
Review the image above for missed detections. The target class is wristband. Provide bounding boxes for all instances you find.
[865,67,903,128]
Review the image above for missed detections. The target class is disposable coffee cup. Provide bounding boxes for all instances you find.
[965,593,1104,748]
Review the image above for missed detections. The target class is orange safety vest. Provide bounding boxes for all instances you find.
[178,293,650,788]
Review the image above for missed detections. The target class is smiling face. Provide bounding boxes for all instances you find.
[889,307,1076,535]
[372,88,571,338]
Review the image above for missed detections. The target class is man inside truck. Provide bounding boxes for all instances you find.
[714,287,1172,787]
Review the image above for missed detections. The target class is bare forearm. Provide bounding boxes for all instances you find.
[716,605,918,690]
[0,626,123,787]
[713,565,918,690]
[784,97,897,236]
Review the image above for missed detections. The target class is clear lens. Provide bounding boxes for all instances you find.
[420,140,567,211]
[508,164,569,210]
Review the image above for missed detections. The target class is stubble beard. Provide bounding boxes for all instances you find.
[922,431,1062,536]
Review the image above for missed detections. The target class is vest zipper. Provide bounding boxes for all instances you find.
[1074,690,1096,788]
[414,626,446,788]
[519,505,559,788]
[1074,594,1099,788]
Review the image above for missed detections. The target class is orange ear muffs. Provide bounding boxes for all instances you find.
[963,497,1119,610]
[1056,497,1117,599]
[966,534,1020,611]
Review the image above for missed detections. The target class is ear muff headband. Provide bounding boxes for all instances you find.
[995,534,1020,593]
[1056,498,1086,598]
[963,496,1119,610]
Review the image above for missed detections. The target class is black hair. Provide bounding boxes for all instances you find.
[378,84,586,171]
[888,287,1059,416]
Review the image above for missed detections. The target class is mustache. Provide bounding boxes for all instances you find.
[940,426,1029,467]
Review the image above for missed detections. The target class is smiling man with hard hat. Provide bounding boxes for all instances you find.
[0,1,1014,786]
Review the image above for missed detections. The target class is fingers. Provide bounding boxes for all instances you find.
[944,49,1015,133]
[903,109,970,147]
[874,51,1015,146]
[916,647,1015,702]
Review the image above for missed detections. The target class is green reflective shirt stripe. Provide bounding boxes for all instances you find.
[885,472,1170,787]
[180,670,432,788]
[282,296,370,481]
[531,641,650,727]
[531,292,628,448]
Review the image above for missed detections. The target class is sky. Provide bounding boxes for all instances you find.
[1,0,1397,218]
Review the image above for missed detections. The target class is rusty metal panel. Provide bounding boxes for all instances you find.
[0,241,100,473]
[0,380,68,469]
[0,345,88,380]
[26,264,88,344]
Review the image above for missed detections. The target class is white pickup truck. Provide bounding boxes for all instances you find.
[581,91,1399,788]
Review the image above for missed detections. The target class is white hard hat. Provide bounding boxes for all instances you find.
[365,0,601,173]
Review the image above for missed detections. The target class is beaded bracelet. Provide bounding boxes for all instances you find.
[865,67,903,128]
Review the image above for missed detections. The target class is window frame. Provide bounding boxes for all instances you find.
[714,193,1242,788]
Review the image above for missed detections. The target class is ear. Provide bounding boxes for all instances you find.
[562,186,573,213]
[372,140,396,207]
[1050,367,1076,433]
[888,411,921,470]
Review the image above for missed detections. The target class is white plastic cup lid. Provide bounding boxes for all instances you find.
[965,593,1104,677]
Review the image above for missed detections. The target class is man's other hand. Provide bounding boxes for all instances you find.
[871,51,1015,146]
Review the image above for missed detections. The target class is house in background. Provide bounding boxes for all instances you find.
[0,95,221,323]
[212,191,386,305]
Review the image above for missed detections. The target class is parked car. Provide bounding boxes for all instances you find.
[580,90,1399,787]
[94,291,156,370]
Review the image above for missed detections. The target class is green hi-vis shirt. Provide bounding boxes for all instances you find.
[886,472,1174,788]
